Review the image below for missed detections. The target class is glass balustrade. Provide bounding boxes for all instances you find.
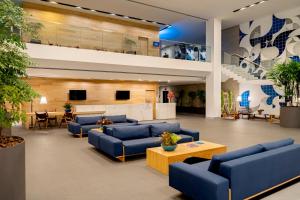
[23,17,211,62]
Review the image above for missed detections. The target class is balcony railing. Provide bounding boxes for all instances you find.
[23,17,211,62]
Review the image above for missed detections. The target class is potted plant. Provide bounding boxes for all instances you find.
[161,131,182,151]
[0,1,41,199]
[267,61,300,128]
[63,102,73,113]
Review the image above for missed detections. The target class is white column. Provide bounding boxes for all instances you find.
[206,18,222,118]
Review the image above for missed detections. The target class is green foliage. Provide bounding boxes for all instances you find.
[63,102,72,110]
[0,0,40,134]
[188,91,197,107]
[267,61,300,104]
[221,91,225,113]
[161,131,182,146]
[196,90,205,107]
[228,91,233,112]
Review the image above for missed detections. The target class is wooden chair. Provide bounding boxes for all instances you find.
[34,112,48,129]
[222,106,239,120]
[59,112,74,128]
[46,112,58,127]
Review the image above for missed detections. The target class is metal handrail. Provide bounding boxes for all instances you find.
[231,53,261,68]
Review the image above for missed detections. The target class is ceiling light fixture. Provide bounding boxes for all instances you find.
[40,0,170,29]
[233,0,269,13]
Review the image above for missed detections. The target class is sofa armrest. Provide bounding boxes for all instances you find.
[68,122,81,134]
[169,163,229,200]
[180,128,199,141]
[88,131,103,149]
[98,134,123,158]
[126,118,138,123]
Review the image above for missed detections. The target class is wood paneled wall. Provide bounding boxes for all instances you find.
[23,2,160,56]
[23,78,158,112]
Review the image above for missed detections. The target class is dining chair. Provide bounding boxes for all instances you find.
[59,112,74,128]
[34,112,48,129]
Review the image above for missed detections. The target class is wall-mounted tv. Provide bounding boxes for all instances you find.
[69,90,86,100]
[116,90,130,100]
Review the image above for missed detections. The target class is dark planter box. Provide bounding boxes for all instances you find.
[280,107,300,128]
[0,141,25,200]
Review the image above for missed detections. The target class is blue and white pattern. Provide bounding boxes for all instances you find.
[239,11,300,79]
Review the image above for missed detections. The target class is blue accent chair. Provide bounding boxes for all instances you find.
[169,138,300,200]
[88,122,199,161]
[68,115,138,137]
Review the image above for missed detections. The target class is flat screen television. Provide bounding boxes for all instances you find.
[116,90,130,100]
[69,90,86,100]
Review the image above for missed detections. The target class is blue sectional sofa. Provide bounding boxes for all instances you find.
[68,115,138,137]
[88,122,199,161]
[169,138,300,200]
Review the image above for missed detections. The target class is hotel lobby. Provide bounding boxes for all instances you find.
[0,0,300,200]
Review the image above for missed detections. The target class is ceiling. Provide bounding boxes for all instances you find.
[24,0,300,29]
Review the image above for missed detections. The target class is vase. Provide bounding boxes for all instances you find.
[161,144,177,151]
[65,109,71,113]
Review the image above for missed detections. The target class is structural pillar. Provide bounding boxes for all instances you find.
[206,18,222,118]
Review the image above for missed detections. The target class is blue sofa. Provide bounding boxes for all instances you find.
[68,115,138,137]
[88,122,199,161]
[169,138,300,200]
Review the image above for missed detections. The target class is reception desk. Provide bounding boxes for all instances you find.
[155,103,176,120]
[75,104,153,121]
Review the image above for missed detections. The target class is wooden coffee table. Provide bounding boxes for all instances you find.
[146,141,227,175]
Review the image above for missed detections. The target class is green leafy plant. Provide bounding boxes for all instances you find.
[221,91,225,113]
[0,0,41,135]
[63,102,72,110]
[188,91,197,107]
[196,90,205,108]
[161,131,182,146]
[267,61,300,105]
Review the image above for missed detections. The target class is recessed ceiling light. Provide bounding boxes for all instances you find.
[123,16,129,19]
[233,0,268,12]
[50,1,57,4]
[76,6,81,9]
[110,13,116,16]
[90,9,95,12]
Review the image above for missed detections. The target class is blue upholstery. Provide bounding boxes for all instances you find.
[178,134,193,143]
[88,122,200,160]
[88,130,102,149]
[81,125,102,134]
[180,128,199,141]
[68,122,81,134]
[208,144,264,174]
[76,115,102,125]
[104,115,127,123]
[260,138,294,151]
[103,123,137,135]
[169,139,299,200]
[219,144,300,200]
[68,115,137,136]
[150,123,181,137]
[112,125,150,140]
[123,137,161,155]
[98,134,123,157]
[169,162,229,200]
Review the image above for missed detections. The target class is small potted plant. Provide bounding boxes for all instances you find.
[63,102,72,113]
[161,131,182,151]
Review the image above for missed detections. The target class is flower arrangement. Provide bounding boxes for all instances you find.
[161,131,182,151]
[167,91,175,102]
[63,102,72,112]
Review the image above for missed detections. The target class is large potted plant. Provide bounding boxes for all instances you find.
[0,1,41,199]
[267,61,300,128]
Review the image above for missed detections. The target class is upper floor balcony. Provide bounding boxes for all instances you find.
[23,17,211,63]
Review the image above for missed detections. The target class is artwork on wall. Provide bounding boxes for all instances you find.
[239,84,283,115]
[239,8,300,79]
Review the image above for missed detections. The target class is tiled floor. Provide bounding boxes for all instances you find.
[14,114,300,200]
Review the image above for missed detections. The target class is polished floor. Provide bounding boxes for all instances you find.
[14,115,300,200]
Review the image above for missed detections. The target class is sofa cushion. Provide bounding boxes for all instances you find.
[178,134,193,143]
[208,144,264,174]
[123,137,161,155]
[260,138,294,151]
[105,115,127,123]
[191,160,211,170]
[76,115,102,125]
[112,125,150,140]
[81,124,102,134]
[150,123,181,137]
[103,123,137,135]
